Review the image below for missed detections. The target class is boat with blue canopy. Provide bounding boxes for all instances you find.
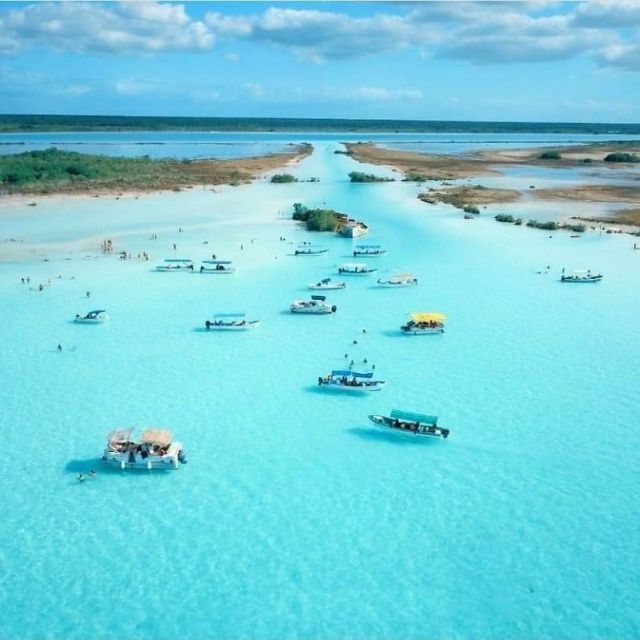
[353,244,387,257]
[205,313,260,330]
[74,309,108,323]
[200,260,235,274]
[155,259,194,272]
[368,409,450,438]
[318,370,386,392]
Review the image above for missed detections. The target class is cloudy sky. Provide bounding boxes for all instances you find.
[1,0,639,122]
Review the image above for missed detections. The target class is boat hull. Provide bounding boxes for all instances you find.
[308,283,346,290]
[205,320,260,330]
[319,380,385,392]
[74,318,107,324]
[199,268,235,274]
[101,442,185,470]
[368,415,449,438]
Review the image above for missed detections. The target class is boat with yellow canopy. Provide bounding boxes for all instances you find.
[401,312,446,334]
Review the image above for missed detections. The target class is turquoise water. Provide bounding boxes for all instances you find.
[1,143,639,639]
[4,130,640,159]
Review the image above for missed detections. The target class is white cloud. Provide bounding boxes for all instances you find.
[224,52,240,62]
[114,79,162,96]
[0,1,213,55]
[53,84,91,97]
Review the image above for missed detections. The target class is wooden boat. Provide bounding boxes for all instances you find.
[294,245,328,256]
[318,370,386,392]
[205,313,260,330]
[368,409,450,438]
[353,244,386,257]
[338,262,377,276]
[401,312,445,334]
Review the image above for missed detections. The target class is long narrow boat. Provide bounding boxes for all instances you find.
[101,428,187,470]
[377,272,418,287]
[318,370,386,392]
[401,312,445,334]
[338,262,377,276]
[200,260,235,274]
[353,244,387,257]
[155,259,194,272]
[308,278,346,290]
[560,268,603,283]
[368,409,450,438]
[294,245,328,256]
[74,309,108,323]
[205,313,260,330]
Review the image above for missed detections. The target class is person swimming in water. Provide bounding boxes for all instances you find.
[77,474,85,482]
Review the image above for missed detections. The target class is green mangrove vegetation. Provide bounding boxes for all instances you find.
[603,152,640,163]
[495,213,585,232]
[348,171,395,183]
[539,150,562,160]
[292,203,342,231]
[270,173,298,183]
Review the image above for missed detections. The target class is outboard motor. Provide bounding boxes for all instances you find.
[331,305,337,313]
[205,320,211,329]
[178,450,187,464]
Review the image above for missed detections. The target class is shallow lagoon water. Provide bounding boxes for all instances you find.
[1,143,639,639]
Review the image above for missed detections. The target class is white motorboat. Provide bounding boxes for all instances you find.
[294,245,328,256]
[401,312,446,334]
[200,260,235,274]
[560,268,603,283]
[338,220,369,238]
[368,409,450,439]
[318,370,386,392]
[377,272,418,287]
[338,262,377,276]
[205,313,260,330]
[290,295,337,314]
[155,259,194,272]
[353,244,386,257]
[101,428,186,470]
[308,278,346,290]
[74,309,108,323]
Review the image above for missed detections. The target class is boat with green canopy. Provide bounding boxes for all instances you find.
[368,409,450,438]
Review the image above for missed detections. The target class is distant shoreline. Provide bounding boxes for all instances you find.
[2,114,640,134]
[343,141,640,229]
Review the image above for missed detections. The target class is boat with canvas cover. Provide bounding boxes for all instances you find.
[377,272,418,287]
[318,370,386,392]
[368,409,450,438]
[308,278,346,290]
[205,313,260,330]
[338,262,377,276]
[290,295,337,314]
[74,310,108,323]
[101,428,186,470]
[401,312,445,334]
[560,268,603,283]
[155,259,194,272]
[294,244,328,256]
[200,260,235,274]
[353,244,386,257]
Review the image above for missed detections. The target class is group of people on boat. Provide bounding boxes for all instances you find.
[390,419,443,436]
[319,375,370,387]
[407,320,443,329]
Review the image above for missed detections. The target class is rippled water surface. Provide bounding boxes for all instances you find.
[1,143,639,639]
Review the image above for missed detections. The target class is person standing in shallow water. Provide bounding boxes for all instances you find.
[57,344,62,352]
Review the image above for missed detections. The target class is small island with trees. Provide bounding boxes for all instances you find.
[348,171,394,183]
[291,202,346,231]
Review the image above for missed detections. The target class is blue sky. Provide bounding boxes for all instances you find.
[1,1,640,122]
